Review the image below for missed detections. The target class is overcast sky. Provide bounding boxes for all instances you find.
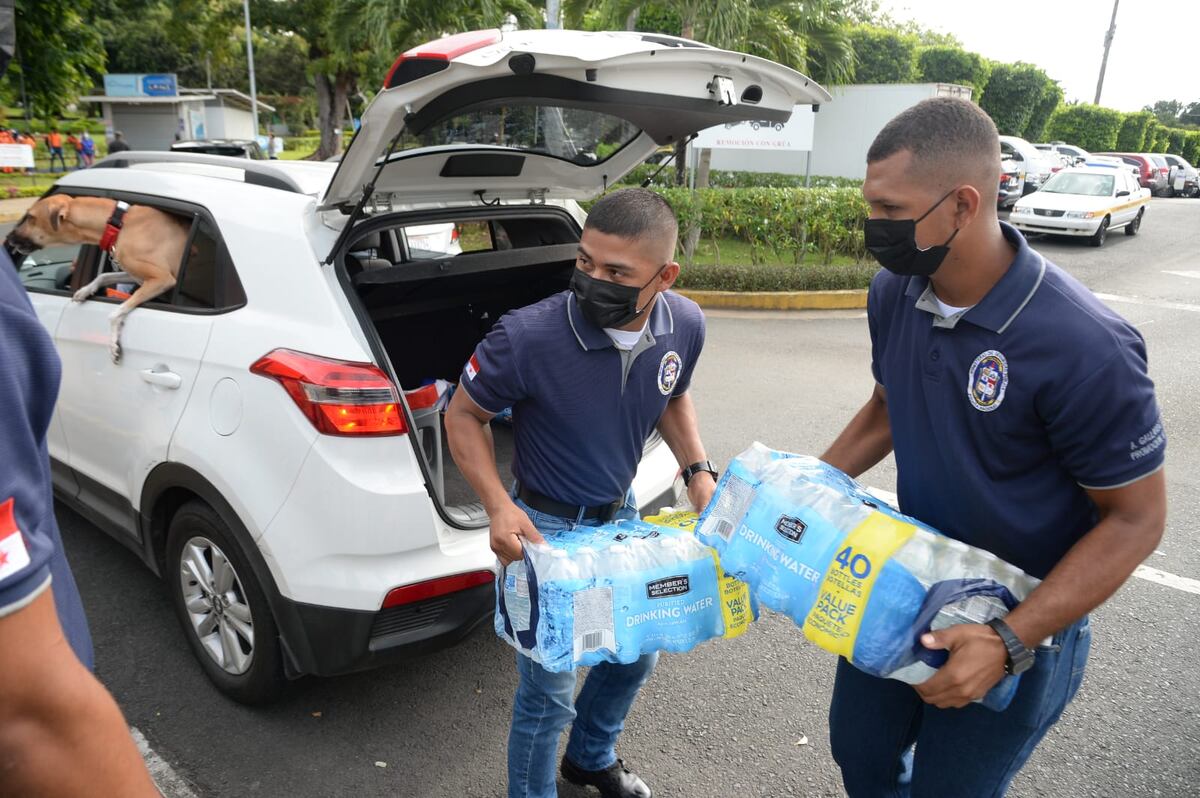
[878,0,1198,112]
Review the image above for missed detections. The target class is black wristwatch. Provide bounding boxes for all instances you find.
[681,460,719,487]
[986,618,1035,675]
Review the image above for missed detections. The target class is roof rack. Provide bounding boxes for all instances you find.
[91,150,305,194]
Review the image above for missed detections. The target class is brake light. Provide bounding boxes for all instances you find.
[250,349,406,436]
[382,570,494,608]
[384,29,502,88]
[450,226,460,242]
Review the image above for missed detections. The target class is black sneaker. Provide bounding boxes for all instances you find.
[560,757,652,798]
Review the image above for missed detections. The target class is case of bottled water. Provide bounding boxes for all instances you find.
[496,516,755,672]
[697,443,1041,711]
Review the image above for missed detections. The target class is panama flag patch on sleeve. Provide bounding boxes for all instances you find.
[466,354,481,381]
[0,498,31,581]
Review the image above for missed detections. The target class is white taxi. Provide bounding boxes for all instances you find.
[1009,165,1151,247]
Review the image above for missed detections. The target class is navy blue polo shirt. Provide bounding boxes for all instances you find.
[0,248,94,668]
[460,290,705,507]
[869,222,1165,579]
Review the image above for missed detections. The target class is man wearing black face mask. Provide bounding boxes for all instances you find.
[445,188,714,798]
[819,98,1166,796]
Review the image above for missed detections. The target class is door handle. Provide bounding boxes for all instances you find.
[140,367,182,390]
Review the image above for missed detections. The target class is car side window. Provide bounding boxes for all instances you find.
[70,198,245,312]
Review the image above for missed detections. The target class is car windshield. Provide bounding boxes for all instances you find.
[1041,172,1114,196]
[400,103,640,164]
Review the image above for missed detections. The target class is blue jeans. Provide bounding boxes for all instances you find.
[507,493,657,798]
[829,616,1092,797]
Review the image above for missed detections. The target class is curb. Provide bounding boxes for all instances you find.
[676,288,868,310]
[0,212,26,223]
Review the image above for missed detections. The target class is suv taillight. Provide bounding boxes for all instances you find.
[382,570,494,608]
[250,349,406,436]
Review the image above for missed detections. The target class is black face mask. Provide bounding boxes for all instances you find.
[571,264,666,330]
[864,188,961,276]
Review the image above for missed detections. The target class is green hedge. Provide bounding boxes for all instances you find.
[849,26,920,84]
[981,63,1056,137]
[583,186,868,266]
[917,46,991,97]
[621,163,862,190]
[1116,111,1154,151]
[674,259,878,292]
[1045,104,1123,152]
[1184,131,1200,165]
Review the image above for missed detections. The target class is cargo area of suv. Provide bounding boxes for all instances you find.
[340,205,584,521]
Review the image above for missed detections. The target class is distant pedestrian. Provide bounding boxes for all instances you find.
[107,131,131,154]
[80,131,95,167]
[46,128,66,172]
[67,132,83,168]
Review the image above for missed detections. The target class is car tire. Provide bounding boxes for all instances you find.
[166,500,286,704]
[1124,208,1143,236]
[1089,216,1110,247]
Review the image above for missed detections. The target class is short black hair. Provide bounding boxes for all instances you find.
[868,97,999,180]
[584,187,678,245]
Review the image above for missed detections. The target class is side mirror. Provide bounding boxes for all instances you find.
[1116,190,1130,197]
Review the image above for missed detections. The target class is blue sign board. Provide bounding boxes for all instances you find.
[103,73,178,98]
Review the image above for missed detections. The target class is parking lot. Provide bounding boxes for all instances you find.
[52,197,1200,797]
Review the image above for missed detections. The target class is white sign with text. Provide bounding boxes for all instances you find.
[0,144,35,168]
[693,104,816,151]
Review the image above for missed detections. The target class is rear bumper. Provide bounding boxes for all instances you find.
[275,582,495,677]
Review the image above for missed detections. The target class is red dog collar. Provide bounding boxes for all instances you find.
[98,201,130,253]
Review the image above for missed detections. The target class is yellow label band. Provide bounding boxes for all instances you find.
[802,513,917,658]
[644,510,699,531]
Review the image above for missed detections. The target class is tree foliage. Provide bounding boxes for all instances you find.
[4,0,107,120]
[916,46,990,97]
[847,25,918,84]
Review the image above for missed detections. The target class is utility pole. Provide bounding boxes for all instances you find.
[242,0,260,136]
[1094,0,1119,105]
[546,0,560,29]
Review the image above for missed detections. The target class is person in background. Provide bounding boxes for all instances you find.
[67,132,83,169]
[108,131,131,154]
[45,127,66,172]
[80,131,95,167]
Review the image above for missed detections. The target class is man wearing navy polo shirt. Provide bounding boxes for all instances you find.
[820,98,1167,796]
[446,189,716,798]
[0,244,158,792]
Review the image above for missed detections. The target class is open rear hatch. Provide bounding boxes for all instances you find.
[320,28,831,217]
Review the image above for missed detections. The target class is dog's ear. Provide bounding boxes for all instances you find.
[45,195,71,232]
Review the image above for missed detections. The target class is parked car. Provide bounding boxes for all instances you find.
[1009,165,1150,246]
[170,138,268,160]
[1162,153,1199,197]
[1000,135,1055,194]
[14,28,830,703]
[1035,141,1090,164]
[998,158,1024,208]
[1094,152,1168,195]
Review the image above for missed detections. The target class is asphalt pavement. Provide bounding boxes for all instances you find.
[47,199,1200,797]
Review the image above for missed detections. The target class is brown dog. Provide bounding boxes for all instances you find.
[7,194,190,363]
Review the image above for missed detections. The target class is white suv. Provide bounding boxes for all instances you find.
[15,28,828,703]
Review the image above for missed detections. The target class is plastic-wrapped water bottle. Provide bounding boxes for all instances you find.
[697,443,1040,711]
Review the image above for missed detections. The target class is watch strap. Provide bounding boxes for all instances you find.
[986,617,1035,675]
[681,460,718,486]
